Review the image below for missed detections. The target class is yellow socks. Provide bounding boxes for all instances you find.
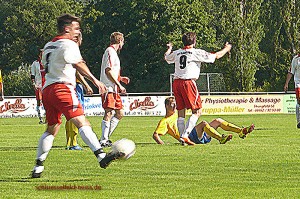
[203,124,222,140]
[65,120,79,147]
[220,120,242,134]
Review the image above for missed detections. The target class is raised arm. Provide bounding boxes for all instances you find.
[215,42,232,59]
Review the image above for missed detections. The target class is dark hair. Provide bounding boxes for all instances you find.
[164,96,175,106]
[110,32,124,45]
[182,32,196,46]
[57,14,81,33]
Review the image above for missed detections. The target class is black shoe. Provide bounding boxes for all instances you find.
[100,140,112,148]
[99,152,125,169]
[31,165,44,178]
[31,171,41,178]
[297,123,300,129]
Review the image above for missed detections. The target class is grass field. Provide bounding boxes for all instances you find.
[0,114,300,198]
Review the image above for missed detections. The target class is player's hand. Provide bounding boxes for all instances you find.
[284,84,288,92]
[166,42,173,49]
[95,80,107,94]
[119,85,126,94]
[121,77,130,85]
[85,85,93,95]
[224,42,232,51]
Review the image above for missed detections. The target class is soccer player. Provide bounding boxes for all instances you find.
[30,49,46,124]
[99,32,130,147]
[152,97,254,145]
[65,32,93,150]
[164,32,232,145]
[31,14,123,178]
[284,54,300,128]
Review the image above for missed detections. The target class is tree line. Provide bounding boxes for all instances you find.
[0,0,299,96]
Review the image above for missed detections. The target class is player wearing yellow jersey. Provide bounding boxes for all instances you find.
[153,97,254,145]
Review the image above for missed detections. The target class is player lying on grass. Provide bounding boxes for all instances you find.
[152,97,255,145]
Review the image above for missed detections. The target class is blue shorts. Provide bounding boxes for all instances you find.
[76,83,84,109]
[188,128,211,144]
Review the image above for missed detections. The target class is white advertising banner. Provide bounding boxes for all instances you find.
[0,97,45,118]
[200,95,283,115]
[0,94,292,118]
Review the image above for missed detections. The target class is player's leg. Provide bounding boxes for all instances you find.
[32,123,61,178]
[177,109,186,138]
[100,109,113,147]
[64,83,84,150]
[108,109,123,138]
[207,119,232,144]
[107,93,123,139]
[71,115,124,168]
[35,89,43,124]
[212,118,254,139]
[173,79,186,138]
[181,80,202,137]
[32,85,62,178]
[65,120,82,150]
[295,88,300,128]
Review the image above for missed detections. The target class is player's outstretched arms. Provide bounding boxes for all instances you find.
[215,42,232,59]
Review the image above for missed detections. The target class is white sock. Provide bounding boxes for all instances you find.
[96,152,107,162]
[108,117,120,137]
[177,117,185,137]
[36,132,55,161]
[100,120,110,141]
[184,114,199,137]
[36,106,41,118]
[296,103,300,123]
[79,126,101,152]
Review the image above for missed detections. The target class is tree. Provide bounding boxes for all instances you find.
[83,0,216,92]
[0,0,83,74]
[258,0,300,91]
[213,0,264,91]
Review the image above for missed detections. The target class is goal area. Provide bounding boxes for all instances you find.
[169,73,226,94]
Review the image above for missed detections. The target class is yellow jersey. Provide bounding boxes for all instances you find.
[154,113,180,140]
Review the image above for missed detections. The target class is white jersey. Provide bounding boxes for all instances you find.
[290,54,300,88]
[165,47,216,80]
[30,60,44,88]
[100,46,120,93]
[42,38,82,88]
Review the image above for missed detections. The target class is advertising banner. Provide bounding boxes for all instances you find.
[0,94,295,118]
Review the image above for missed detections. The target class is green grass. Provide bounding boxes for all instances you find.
[0,114,300,198]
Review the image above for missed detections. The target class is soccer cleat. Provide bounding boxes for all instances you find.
[100,140,112,148]
[239,124,255,139]
[179,137,195,146]
[297,123,300,129]
[99,151,125,169]
[31,165,44,178]
[219,134,233,144]
[39,120,44,124]
[68,145,83,150]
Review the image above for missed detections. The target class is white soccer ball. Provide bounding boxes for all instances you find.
[111,138,136,159]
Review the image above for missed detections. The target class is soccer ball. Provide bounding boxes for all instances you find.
[111,138,136,160]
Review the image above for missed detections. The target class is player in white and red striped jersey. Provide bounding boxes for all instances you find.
[30,49,46,124]
[99,32,130,147]
[31,14,123,178]
[284,54,300,128]
[164,32,232,145]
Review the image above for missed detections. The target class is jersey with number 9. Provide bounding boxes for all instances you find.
[165,48,216,80]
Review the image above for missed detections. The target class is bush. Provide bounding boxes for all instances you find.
[3,64,34,96]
